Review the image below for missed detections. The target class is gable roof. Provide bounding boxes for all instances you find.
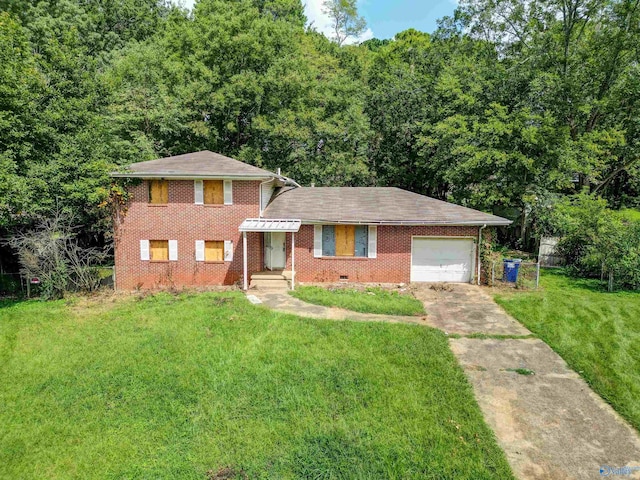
[111,150,275,179]
[263,187,511,226]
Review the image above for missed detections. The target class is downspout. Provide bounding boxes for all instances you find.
[477,224,487,285]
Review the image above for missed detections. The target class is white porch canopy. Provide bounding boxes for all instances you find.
[238,218,302,291]
[239,218,301,232]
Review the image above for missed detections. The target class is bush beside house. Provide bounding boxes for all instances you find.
[539,193,640,290]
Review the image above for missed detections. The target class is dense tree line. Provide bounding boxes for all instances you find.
[1,0,638,262]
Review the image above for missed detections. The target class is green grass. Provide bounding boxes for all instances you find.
[618,208,640,223]
[494,269,640,431]
[505,368,535,376]
[290,286,426,316]
[0,291,511,479]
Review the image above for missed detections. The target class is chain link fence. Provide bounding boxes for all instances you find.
[489,260,540,289]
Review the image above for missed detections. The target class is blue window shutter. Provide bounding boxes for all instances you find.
[322,225,335,256]
[354,225,368,257]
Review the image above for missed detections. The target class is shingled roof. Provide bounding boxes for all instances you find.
[263,187,511,226]
[111,150,275,179]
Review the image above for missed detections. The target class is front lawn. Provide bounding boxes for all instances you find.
[0,292,510,479]
[290,286,426,316]
[494,269,640,431]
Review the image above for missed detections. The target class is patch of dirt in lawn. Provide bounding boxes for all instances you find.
[62,285,240,318]
[300,281,419,297]
[207,466,247,480]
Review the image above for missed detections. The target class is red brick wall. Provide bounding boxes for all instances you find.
[114,181,495,288]
[283,225,484,284]
[114,180,263,290]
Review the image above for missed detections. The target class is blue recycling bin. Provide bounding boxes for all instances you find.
[503,259,522,283]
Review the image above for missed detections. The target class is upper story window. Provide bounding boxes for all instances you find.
[148,180,168,204]
[194,180,233,205]
[204,180,224,204]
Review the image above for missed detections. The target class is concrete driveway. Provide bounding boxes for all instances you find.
[413,283,531,336]
[413,283,640,480]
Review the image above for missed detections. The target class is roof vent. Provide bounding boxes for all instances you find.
[277,168,281,175]
[311,183,315,188]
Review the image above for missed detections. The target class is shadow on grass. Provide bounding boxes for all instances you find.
[541,268,609,293]
[0,297,29,309]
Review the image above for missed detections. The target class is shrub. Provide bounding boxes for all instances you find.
[5,213,107,299]
[543,193,640,290]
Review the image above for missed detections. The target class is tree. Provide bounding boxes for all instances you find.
[322,0,367,46]
[104,0,374,185]
[458,0,640,199]
[0,13,42,228]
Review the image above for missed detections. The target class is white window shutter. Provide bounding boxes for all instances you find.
[314,225,322,258]
[368,226,377,259]
[224,240,233,261]
[168,240,178,261]
[194,180,204,205]
[140,240,150,261]
[224,180,233,205]
[195,240,205,262]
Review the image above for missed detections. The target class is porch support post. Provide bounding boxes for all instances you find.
[243,231,248,291]
[291,232,295,291]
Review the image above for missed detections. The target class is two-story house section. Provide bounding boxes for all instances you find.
[111,150,511,290]
[111,151,291,290]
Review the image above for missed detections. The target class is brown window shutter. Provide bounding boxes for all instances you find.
[203,180,224,205]
[205,241,224,261]
[335,225,355,256]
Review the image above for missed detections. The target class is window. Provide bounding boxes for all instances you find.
[203,180,224,205]
[150,240,169,261]
[205,241,224,262]
[195,240,234,262]
[149,180,168,204]
[194,180,233,205]
[321,225,368,257]
[140,240,177,261]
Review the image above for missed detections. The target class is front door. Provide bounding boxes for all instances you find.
[264,232,286,270]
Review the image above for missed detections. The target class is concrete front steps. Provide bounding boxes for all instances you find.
[250,270,292,290]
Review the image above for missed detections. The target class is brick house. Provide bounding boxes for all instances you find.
[111,151,511,290]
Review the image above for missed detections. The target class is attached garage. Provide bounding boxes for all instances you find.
[411,237,475,283]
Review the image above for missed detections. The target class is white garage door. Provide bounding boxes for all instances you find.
[411,237,474,283]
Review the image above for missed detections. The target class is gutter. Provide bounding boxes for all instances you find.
[478,224,487,285]
[295,219,512,227]
[110,173,276,180]
[279,175,301,188]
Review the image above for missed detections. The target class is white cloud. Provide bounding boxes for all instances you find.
[304,0,375,44]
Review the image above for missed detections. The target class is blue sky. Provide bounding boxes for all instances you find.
[358,0,458,39]
[174,0,458,40]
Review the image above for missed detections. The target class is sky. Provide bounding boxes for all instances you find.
[173,0,458,41]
